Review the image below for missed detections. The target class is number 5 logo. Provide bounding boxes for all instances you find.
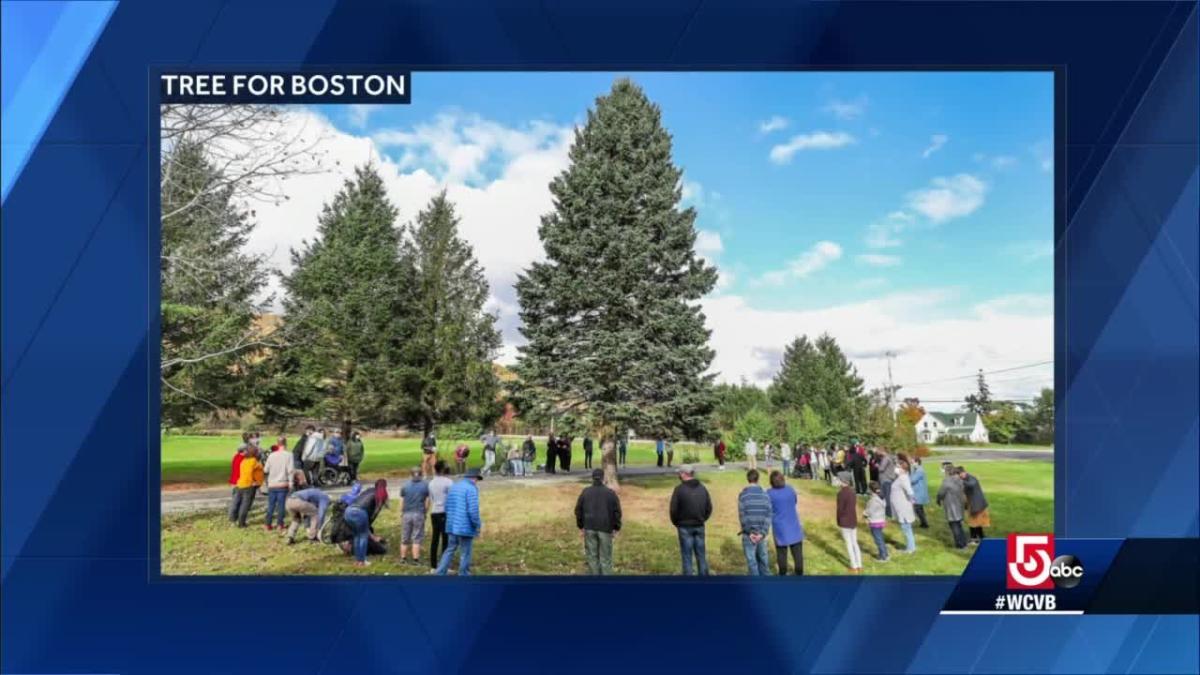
[1006,533,1055,589]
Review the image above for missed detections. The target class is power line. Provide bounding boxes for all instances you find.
[899,360,1052,388]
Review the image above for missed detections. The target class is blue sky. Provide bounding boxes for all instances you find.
[247,72,1054,407]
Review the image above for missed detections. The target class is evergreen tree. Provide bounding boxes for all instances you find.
[730,407,775,460]
[514,78,718,486]
[281,165,408,435]
[160,140,270,427]
[769,333,866,431]
[964,369,993,415]
[713,381,771,433]
[397,192,502,435]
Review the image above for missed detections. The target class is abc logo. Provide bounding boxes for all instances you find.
[1049,554,1084,589]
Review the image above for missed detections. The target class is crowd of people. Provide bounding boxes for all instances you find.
[222,428,991,575]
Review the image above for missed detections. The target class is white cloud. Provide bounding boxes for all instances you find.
[906,173,987,222]
[1004,240,1053,264]
[769,132,856,164]
[701,291,1053,406]
[823,95,868,120]
[865,210,914,249]
[681,179,704,205]
[753,241,843,285]
[990,155,1018,170]
[758,115,789,134]
[237,108,574,365]
[854,277,888,290]
[857,253,901,267]
[921,134,949,159]
[695,229,724,256]
[1030,140,1053,172]
[347,104,382,128]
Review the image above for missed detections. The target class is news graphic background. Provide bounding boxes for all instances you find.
[2,1,1197,673]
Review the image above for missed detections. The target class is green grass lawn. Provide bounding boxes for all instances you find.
[161,434,710,485]
[161,458,1051,576]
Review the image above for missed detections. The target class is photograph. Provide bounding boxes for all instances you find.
[158,71,1054,576]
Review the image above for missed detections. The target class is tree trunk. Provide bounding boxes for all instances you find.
[601,436,620,491]
[341,418,353,441]
[422,414,434,437]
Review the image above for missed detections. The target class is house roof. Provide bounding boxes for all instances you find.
[930,411,983,432]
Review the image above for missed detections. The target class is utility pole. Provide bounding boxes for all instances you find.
[885,351,897,421]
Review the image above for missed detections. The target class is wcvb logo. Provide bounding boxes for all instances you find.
[1007,533,1055,589]
[1006,533,1085,590]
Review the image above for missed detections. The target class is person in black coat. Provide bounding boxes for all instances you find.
[583,435,594,469]
[545,434,558,474]
[575,469,622,574]
[559,436,573,472]
[669,465,713,575]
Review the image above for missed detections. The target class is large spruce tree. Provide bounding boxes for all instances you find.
[515,78,718,486]
[160,140,270,426]
[281,165,408,434]
[397,192,502,435]
[769,333,866,440]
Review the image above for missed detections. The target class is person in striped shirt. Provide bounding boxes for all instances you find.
[737,469,773,575]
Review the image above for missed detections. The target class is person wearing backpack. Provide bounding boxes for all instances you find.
[345,431,365,481]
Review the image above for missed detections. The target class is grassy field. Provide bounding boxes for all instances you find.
[161,434,707,486]
[161,459,1052,576]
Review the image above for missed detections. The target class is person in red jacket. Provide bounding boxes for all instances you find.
[714,438,727,470]
[227,432,251,522]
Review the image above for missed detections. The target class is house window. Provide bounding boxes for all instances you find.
[923,421,928,428]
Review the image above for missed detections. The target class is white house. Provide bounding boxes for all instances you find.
[915,411,989,444]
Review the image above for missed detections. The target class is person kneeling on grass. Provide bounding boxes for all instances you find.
[436,468,483,576]
[344,479,389,568]
[737,469,772,575]
[399,467,430,565]
[286,486,330,544]
[575,468,622,574]
[864,481,889,562]
[834,473,863,573]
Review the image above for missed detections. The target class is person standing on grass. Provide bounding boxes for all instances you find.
[302,428,326,486]
[398,467,430,565]
[560,436,574,472]
[346,431,365,481]
[436,469,483,576]
[864,481,889,562]
[744,437,758,471]
[233,446,265,528]
[583,434,594,469]
[737,469,773,576]
[575,468,622,574]
[767,471,805,575]
[421,431,438,480]
[291,425,313,472]
[714,438,727,469]
[936,463,968,549]
[427,461,453,570]
[890,461,918,554]
[876,448,896,516]
[669,465,713,576]
[835,473,863,573]
[227,434,249,522]
[285,485,330,544]
[958,466,990,544]
[345,479,389,567]
[481,429,499,477]
[665,439,675,468]
[545,434,558,474]
[618,433,628,466]
[780,441,792,475]
[521,434,536,475]
[655,438,665,468]
[909,457,930,528]
[263,436,293,531]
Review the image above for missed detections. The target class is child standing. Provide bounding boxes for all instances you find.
[864,480,889,562]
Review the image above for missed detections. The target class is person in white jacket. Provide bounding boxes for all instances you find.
[890,461,918,553]
[779,442,792,475]
[744,438,758,470]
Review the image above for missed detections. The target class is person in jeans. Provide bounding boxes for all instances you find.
[285,486,330,544]
[890,461,918,554]
[737,469,772,575]
[436,469,483,576]
[345,479,388,567]
[399,468,430,565]
[835,473,863,573]
[936,463,968,548]
[520,435,536,475]
[227,434,249,522]
[767,470,805,575]
[669,465,713,575]
[263,436,293,530]
[575,468,622,574]
[876,449,897,518]
[505,443,523,476]
[909,456,931,528]
[427,462,453,570]
[655,438,665,467]
[864,481,889,562]
[233,446,264,527]
[480,429,499,477]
